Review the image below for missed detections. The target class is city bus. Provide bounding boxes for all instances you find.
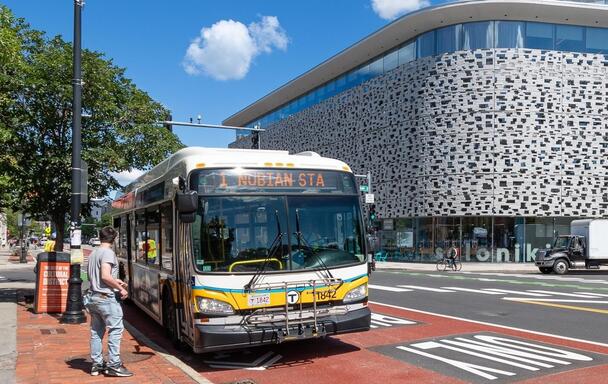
[110,147,371,353]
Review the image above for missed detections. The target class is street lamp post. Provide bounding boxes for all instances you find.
[61,0,86,324]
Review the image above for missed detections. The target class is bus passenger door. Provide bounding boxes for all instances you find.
[175,219,195,344]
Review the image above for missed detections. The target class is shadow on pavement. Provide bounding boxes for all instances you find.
[65,357,90,374]
[123,300,362,373]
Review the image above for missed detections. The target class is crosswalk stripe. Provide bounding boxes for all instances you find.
[368,284,413,292]
[397,285,455,293]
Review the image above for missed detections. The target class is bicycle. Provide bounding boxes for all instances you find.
[436,255,462,271]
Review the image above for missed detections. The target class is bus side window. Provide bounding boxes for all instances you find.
[146,207,161,268]
[161,203,173,271]
[135,210,147,264]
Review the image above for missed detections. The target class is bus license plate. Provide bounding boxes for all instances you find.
[248,294,270,307]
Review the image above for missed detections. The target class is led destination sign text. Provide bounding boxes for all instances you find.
[194,169,356,194]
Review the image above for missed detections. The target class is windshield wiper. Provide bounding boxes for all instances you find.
[244,210,284,292]
[294,209,334,280]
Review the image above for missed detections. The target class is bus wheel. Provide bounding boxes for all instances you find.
[553,259,569,275]
[162,291,179,347]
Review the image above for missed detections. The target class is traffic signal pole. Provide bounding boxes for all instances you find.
[158,120,264,149]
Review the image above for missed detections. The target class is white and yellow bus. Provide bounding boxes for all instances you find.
[111,147,371,353]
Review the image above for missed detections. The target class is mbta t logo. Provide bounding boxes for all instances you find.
[286,290,300,305]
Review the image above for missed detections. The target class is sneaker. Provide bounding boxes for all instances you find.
[91,362,106,376]
[105,364,133,377]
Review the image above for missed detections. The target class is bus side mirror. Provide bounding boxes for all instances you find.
[176,190,198,223]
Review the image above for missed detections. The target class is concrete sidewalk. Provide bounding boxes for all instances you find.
[375,261,539,273]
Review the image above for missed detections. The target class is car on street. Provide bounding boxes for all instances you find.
[89,237,101,246]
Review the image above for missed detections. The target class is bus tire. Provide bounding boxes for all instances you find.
[553,259,569,275]
[162,290,180,348]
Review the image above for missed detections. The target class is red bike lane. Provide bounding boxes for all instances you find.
[124,301,608,384]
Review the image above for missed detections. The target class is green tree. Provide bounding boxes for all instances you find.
[0,6,183,250]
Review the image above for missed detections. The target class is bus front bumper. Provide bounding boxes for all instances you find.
[192,307,371,353]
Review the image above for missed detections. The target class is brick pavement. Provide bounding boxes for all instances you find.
[15,293,198,384]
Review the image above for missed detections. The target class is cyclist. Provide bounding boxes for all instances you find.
[446,246,460,268]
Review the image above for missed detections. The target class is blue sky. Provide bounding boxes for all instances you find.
[3,0,441,183]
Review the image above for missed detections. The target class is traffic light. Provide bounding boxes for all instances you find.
[251,131,260,149]
[369,204,377,221]
[163,114,173,132]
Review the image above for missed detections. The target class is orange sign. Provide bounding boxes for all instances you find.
[34,259,70,313]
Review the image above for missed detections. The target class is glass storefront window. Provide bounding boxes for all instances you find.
[526,22,554,49]
[462,21,494,50]
[524,217,553,262]
[395,218,415,261]
[417,30,435,58]
[398,41,415,65]
[416,217,434,261]
[495,21,525,48]
[586,27,608,53]
[556,25,585,52]
[462,217,492,262]
[434,217,461,258]
[383,49,399,72]
[493,217,523,262]
[436,24,462,54]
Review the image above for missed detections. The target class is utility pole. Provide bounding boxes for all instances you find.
[61,0,86,324]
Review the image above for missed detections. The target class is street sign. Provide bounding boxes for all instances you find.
[365,193,375,204]
[360,185,369,192]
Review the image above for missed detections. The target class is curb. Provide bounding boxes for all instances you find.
[123,320,213,384]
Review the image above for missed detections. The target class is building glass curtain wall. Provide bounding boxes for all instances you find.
[240,19,608,135]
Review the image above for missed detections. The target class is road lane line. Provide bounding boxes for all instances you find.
[369,284,413,292]
[574,292,608,297]
[527,290,603,298]
[441,287,504,295]
[397,285,455,293]
[483,289,550,297]
[369,300,608,349]
[503,298,608,304]
[503,299,608,315]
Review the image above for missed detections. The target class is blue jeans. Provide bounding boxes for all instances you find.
[87,293,124,368]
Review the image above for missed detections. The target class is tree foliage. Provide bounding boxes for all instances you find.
[0,6,183,249]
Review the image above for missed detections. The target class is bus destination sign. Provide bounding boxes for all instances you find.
[194,169,356,194]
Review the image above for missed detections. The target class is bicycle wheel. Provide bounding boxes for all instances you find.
[436,259,447,271]
[452,258,462,271]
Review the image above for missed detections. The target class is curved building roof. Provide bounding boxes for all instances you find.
[223,0,608,127]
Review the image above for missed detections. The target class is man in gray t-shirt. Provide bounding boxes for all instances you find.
[88,247,119,295]
[85,227,133,377]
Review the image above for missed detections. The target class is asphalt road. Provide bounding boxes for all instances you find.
[369,270,608,345]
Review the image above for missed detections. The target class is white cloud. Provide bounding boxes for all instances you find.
[183,16,288,80]
[371,0,429,20]
[111,169,145,186]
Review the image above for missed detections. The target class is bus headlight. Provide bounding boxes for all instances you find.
[196,297,235,315]
[343,284,367,303]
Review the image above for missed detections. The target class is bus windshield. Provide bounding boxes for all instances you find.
[191,195,365,272]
